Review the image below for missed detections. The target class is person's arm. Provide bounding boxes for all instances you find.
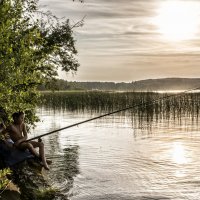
[22,123,28,140]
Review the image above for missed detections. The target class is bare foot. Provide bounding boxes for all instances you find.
[43,163,49,170]
[40,160,50,170]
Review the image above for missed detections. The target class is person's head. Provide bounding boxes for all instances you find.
[12,112,25,124]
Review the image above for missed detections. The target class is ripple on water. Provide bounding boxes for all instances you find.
[33,109,200,200]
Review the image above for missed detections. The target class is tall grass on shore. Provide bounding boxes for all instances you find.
[39,91,200,123]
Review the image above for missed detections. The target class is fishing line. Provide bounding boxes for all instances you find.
[25,85,200,142]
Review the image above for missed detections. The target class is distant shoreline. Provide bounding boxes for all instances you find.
[39,90,200,93]
[38,78,200,92]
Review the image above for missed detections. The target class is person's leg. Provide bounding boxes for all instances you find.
[17,142,40,158]
[30,141,49,170]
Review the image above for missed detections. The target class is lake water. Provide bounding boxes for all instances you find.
[30,103,200,200]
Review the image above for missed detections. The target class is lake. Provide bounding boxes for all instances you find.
[30,92,200,200]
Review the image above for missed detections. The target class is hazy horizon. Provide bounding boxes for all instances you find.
[52,77,200,84]
[39,0,200,82]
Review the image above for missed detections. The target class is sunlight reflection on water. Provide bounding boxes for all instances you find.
[171,142,188,165]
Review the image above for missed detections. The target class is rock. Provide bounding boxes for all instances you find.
[0,190,21,200]
[11,159,68,200]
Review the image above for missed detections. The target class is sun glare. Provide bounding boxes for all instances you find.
[171,142,189,164]
[153,1,200,41]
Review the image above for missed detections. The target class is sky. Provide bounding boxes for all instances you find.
[39,0,200,82]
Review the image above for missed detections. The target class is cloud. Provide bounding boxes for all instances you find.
[39,0,200,81]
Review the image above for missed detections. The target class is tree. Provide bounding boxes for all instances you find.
[0,0,82,191]
[0,0,82,125]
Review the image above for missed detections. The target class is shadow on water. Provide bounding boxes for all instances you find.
[47,145,79,199]
[63,146,79,191]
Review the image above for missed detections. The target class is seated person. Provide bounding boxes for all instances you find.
[4,112,49,170]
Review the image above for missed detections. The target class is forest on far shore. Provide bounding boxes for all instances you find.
[38,78,200,91]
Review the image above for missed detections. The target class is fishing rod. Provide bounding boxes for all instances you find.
[25,85,200,142]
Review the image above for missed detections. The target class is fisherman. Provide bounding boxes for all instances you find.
[4,112,49,170]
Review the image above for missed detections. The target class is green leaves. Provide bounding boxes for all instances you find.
[0,0,80,125]
[0,168,12,190]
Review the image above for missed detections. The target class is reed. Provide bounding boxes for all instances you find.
[40,91,200,122]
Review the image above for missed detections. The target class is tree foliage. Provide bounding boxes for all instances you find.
[0,0,81,125]
[0,168,12,191]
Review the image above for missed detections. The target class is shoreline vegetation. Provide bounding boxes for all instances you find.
[40,91,200,123]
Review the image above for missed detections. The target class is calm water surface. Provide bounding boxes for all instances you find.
[30,107,200,200]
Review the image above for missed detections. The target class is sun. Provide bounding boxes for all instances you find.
[153,0,200,41]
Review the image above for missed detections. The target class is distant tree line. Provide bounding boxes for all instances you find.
[38,79,135,91]
[38,78,200,91]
